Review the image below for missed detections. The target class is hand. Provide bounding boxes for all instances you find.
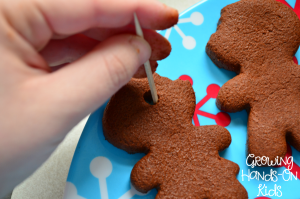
[0,0,178,196]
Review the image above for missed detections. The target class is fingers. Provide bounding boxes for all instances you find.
[41,34,158,78]
[36,0,178,35]
[40,34,99,66]
[0,0,177,73]
[216,74,250,112]
[45,34,151,118]
[41,27,171,78]
[83,26,172,60]
[41,28,171,66]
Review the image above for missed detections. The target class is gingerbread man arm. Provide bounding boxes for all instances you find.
[200,125,231,151]
[131,152,160,193]
[217,74,251,113]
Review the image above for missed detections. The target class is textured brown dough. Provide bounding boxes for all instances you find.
[206,0,300,162]
[103,73,248,199]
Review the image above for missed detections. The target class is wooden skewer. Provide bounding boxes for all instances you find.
[133,13,158,104]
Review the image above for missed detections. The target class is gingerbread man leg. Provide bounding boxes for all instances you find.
[216,74,251,113]
[247,110,287,161]
[210,159,247,199]
[152,159,245,199]
[287,123,300,152]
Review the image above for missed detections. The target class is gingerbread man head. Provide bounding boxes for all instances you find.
[206,0,300,161]
[103,74,247,198]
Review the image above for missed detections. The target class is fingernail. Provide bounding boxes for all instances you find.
[129,36,151,65]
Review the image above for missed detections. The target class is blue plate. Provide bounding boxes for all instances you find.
[64,0,300,198]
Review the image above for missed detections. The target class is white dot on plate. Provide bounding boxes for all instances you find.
[190,12,204,26]
[183,36,196,50]
[90,156,112,179]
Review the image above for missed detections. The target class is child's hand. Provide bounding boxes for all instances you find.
[0,0,178,196]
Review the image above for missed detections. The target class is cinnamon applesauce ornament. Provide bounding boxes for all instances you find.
[207,0,300,163]
[102,73,247,198]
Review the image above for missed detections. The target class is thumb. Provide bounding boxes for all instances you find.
[44,34,151,120]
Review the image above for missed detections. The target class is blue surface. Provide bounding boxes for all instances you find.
[66,0,300,198]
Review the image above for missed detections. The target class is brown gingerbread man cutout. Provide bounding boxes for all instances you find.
[206,0,300,162]
[103,74,247,198]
